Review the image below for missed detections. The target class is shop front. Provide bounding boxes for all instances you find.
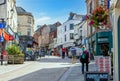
[96,31,113,56]
[87,30,112,56]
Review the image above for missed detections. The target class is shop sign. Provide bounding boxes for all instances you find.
[85,72,110,81]
[98,38,108,42]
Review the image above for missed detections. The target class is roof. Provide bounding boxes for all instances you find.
[16,7,33,17]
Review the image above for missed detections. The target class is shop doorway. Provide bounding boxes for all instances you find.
[99,43,109,56]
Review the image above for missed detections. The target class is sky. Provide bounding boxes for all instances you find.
[16,0,87,31]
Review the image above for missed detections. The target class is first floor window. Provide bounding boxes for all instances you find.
[64,35,66,41]
[27,29,31,36]
[70,33,74,39]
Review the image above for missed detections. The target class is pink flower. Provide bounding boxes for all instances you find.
[89,20,94,26]
[86,15,89,20]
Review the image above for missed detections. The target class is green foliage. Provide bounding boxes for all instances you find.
[6,45,24,57]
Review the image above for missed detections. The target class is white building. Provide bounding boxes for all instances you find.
[0,0,18,48]
[57,12,84,48]
[74,17,87,47]
[57,25,63,47]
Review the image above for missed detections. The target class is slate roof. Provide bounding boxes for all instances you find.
[16,7,33,17]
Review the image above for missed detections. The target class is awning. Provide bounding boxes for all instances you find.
[4,31,10,41]
[0,28,14,41]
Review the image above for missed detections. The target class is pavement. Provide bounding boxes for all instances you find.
[0,56,112,81]
[59,61,97,81]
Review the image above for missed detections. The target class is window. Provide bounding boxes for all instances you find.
[70,33,74,39]
[90,2,92,13]
[64,26,66,32]
[80,30,82,36]
[64,35,66,41]
[70,24,74,30]
[27,29,31,36]
[99,0,104,6]
[27,17,31,23]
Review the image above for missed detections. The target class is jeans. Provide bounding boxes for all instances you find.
[82,62,88,74]
[62,52,65,59]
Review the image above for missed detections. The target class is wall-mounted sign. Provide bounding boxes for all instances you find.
[0,0,6,5]
[85,72,110,81]
[0,35,4,42]
[0,22,6,28]
[98,38,108,42]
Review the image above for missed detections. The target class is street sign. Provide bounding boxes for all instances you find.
[0,0,6,5]
[0,22,6,28]
[85,72,110,81]
[0,35,4,42]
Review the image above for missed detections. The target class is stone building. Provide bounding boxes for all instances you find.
[16,7,34,36]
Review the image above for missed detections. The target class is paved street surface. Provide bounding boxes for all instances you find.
[0,56,96,81]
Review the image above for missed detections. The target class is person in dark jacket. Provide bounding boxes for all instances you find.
[80,47,90,74]
[62,47,66,59]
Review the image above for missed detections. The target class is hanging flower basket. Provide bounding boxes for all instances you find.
[86,6,109,29]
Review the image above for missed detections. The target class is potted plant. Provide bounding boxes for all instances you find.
[6,45,24,64]
[86,6,109,29]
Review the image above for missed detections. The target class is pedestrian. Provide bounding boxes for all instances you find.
[70,45,77,64]
[80,47,90,74]
[62,47,66,59]
[66,48,69,57]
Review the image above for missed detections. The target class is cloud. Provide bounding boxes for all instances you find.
[35,16,51,25]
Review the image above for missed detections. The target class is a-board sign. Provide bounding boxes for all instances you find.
[85,72,110,81]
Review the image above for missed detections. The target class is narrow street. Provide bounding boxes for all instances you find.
[0,56,81,81]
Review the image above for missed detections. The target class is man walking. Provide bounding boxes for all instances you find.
[70,45,77,64]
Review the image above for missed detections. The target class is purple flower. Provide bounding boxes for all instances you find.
[89,20,94,26]
[86,15,89,20]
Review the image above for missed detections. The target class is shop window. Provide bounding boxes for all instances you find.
[100,43,109,56]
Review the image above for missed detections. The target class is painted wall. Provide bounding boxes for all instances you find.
[57,25,63,46]
[113,8,120,81]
